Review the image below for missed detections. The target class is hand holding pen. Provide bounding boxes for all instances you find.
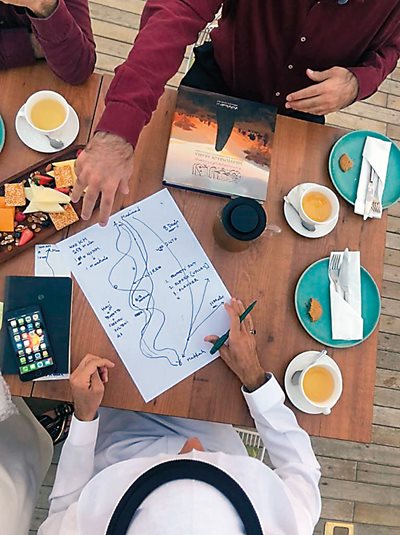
[205,298,265,392]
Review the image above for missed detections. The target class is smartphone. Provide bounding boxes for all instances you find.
[5,305,57,381]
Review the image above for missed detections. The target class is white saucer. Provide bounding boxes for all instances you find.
[15,104,79,154]
[284,350,342,415]
[283,183,339,238]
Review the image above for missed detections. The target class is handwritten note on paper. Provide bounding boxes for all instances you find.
[57,189,231,402]
[35,244,71,277]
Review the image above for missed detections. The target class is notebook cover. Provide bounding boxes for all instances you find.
[163,86,277,201]
[0,276,72,375]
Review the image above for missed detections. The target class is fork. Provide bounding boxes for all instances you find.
[328,253,342,292]
[371,200,382,216]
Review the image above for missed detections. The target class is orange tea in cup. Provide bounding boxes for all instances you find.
[302,365,335,403]
[302,191,332,223]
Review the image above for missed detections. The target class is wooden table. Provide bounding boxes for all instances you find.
[2,71,386,443]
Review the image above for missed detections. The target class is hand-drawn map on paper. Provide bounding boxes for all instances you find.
[57,189,231,401]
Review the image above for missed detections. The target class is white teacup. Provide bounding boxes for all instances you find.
[298,361,343,415]
[299,184,340,226]
[18,90,70,135]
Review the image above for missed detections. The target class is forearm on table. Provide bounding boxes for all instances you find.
[96,0,222,147]
[0,28,36,70]
[47,415,99,516]
[29,0,96,85]
[243,375,321,527]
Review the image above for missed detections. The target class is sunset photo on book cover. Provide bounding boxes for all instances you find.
[163,86,277,201]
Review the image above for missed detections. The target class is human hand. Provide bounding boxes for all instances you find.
[71,132,134,226]
[205,298,265,392]
[1,0,58,17]
[70,354,115,421]
[286,67,358,115]
[30,34,44,59]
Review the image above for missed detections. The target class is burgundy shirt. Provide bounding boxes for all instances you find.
[0,0,95,84]
[97,0,400,148]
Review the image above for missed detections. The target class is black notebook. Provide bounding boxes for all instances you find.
[0,276,72,378]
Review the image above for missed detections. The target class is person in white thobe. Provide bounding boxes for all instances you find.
[0,376,53,535]
[36,298,321,535]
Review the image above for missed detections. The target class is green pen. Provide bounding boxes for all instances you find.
[210,300,257,355]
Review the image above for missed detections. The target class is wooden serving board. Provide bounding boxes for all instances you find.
[0,145,84,264]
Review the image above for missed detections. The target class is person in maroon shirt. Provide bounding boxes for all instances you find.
[71,0,400,226]
[0,0,95,85]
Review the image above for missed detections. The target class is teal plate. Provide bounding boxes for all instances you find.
[0,115,5,152]
[328,130,400,209]
[295,258,381,348]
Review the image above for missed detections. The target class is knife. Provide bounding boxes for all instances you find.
[338,248,351,303]
[363,166,377,220]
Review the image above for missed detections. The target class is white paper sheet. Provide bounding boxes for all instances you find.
[35,244,71,277]
[57,190,231,401]
[34,244,71,381]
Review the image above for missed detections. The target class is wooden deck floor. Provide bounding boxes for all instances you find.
[30,2,400,534]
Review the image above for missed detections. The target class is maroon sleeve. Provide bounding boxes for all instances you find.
[96,0,222,147]
[0,28,36,70]
[347,14,400,100]
[29,0,96,85]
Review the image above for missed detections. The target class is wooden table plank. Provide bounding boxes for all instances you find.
[0,64,102,397]
[28,80,386,441]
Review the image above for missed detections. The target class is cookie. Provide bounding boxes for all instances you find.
[5,182,26,207]
[308,298,323,322]
[54,165,75,188]
[339,153,353,173]
[49,204,79,230]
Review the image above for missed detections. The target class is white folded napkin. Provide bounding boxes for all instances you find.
[330,250,363,340]
[354,136,391,219]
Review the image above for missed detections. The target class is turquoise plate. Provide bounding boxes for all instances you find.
[0,115,5,152]
[328,130,400,209]
[295,258,381,348]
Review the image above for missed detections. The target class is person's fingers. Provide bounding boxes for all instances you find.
[204,335,219,343]
[99,366,109,383]
[99,188,115,226]
[217,343,230,360]
[306,67,334,83]
[118,174,130,196]
[81,185,100,221]
[286,96,326,113]
[89,368,103,392]
[286,82,324,103]
[75,355,114,377]
[71,175,87,203]
[225,301,240,335]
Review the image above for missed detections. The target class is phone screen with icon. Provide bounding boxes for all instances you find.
[6,305,56,381]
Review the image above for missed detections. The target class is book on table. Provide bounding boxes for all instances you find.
[163,85,277,202]
[0,276,72,380]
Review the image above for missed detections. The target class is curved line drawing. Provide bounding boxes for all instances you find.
[107,213,223,367]
[44,249,55,277]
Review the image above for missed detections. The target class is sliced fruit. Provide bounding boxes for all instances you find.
[18,228,34,246]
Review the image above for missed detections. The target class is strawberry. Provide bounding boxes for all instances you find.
[18,228,34,246]
[15,211,26,222]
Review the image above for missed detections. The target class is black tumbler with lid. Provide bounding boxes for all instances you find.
[213,197,267,252]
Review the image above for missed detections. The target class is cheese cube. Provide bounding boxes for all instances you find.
[0,197,15,232]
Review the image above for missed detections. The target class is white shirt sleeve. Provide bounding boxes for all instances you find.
[242,374,321,535]
[38,415,99,534]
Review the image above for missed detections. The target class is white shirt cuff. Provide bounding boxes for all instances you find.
[242,373,285,418]
[67,414,99,447]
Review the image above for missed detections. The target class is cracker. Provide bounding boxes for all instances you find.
[339,153,353,173]
[49,204,79,231]
[54,165,75,188]
[5,182,26,207]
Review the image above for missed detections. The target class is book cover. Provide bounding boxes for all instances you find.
[0,276,72,379]
[163,86,277,201]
